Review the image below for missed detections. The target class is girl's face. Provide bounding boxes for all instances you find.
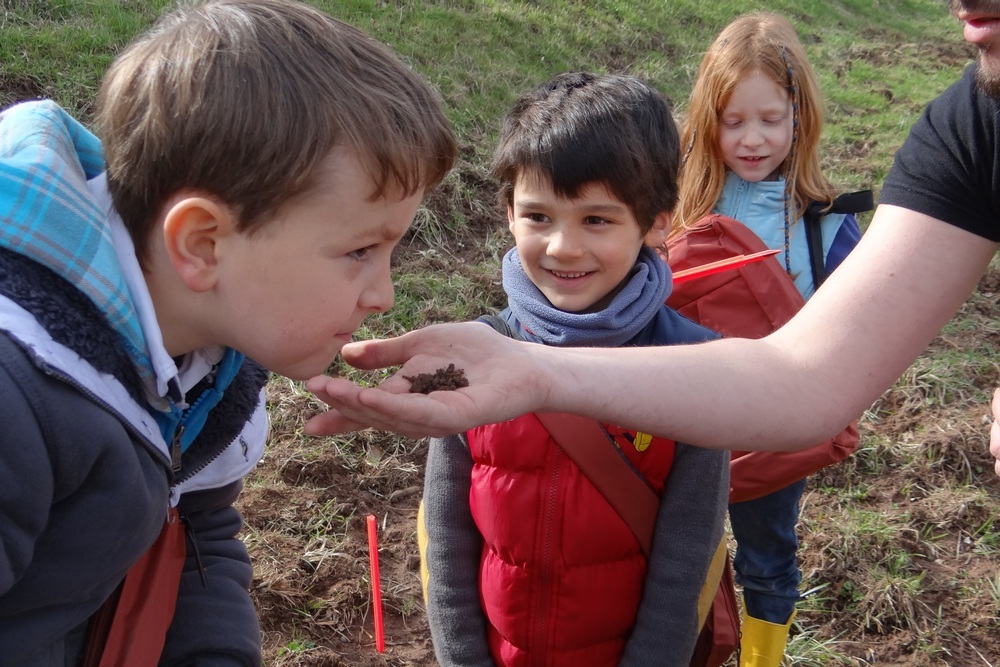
[717,71,794,182]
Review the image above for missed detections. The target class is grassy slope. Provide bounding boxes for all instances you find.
[3,1,998,666]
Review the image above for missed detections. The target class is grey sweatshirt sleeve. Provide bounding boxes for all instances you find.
[423,433,495,667]
[618,443,729,667]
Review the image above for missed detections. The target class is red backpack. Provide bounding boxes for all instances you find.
[663,207,866,503]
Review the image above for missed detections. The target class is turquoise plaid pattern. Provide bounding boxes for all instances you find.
[0,100,156,390]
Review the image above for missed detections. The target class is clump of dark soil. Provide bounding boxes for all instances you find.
[404,364,469,394]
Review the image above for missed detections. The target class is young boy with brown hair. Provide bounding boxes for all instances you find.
[0,1,454,664]
[418,72,728,667]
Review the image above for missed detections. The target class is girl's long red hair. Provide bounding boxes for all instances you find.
[674,12,835,236]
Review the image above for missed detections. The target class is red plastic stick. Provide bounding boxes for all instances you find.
[672,248,781,284]
[366,514,385,653]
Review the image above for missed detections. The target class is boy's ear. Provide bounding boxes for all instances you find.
[643,210,673,248]
[160,195,235,292]
[507,203,516,234]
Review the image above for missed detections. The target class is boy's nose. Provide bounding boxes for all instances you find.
[361,266,395,313]
[546,228,583,258]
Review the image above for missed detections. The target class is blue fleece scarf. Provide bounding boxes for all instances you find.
[502,245,672,347]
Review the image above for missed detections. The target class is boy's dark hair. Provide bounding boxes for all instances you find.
[95,0,456,266]
[490,72,680,233]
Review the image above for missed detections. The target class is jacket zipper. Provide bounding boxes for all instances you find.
[531,447,563,665]
[38,359,232,490]
[170,424,185,473]
[171,436,232,487]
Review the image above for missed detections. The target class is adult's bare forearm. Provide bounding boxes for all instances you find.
[534,208,996,449]
[527,337,844,450]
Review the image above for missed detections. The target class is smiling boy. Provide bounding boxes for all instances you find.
[0,1,454,664]
[508,176,663,314]
[418,72,727,667]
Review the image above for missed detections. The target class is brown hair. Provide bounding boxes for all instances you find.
[674,12,834,233]
[490,72,681,234]
[96,0,456,265]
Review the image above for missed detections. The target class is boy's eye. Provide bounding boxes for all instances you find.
[524,212,548,223]
[349,244,377,260]
[584,216,611,226]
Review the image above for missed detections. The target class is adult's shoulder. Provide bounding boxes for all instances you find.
[880,63,1000,242]
[922,62,998,130]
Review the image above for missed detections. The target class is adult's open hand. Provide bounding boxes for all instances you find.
[304,322,551,439]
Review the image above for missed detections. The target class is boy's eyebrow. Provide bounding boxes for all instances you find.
[512,198,549,210]
[346,220,408,244]
[514,199,628,215]
[581,203,629,215]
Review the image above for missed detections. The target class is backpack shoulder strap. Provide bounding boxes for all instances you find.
[829,189,876,215]
[477,313,659,556]
[803,190,874,288]
[535,413,658,556]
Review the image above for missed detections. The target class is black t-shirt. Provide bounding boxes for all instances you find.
[880,63,1000,242]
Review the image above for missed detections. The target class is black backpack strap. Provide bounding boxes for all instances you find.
[803,202,828,289]
[829,189,875,216]
[803,190,874,288]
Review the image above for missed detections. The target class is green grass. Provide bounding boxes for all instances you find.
[331,0,964,190]
[2,0,963,178]
[0,0,962,247]
[0,1,170,114]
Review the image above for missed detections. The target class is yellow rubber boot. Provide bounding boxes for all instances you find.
[739,609,795,667]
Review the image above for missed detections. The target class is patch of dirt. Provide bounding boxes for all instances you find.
[0,71,48,109]
[240,231,1000,667]
[404,364,469,394]
[241,249,1000,666]
[241,435,434,664]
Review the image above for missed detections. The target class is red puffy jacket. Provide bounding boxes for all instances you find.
[466,414,675,666]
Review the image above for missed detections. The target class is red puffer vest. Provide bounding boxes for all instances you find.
[466,413,676,667]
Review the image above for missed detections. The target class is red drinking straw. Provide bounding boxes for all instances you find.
[366,514,385,653]
[671,248,781,284]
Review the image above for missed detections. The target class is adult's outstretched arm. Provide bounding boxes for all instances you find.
[306,205,997,451]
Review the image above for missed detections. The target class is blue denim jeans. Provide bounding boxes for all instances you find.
[728,478,807,624]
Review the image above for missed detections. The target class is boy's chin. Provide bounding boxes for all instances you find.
[264,355,341,382]
[542,289,605,314]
